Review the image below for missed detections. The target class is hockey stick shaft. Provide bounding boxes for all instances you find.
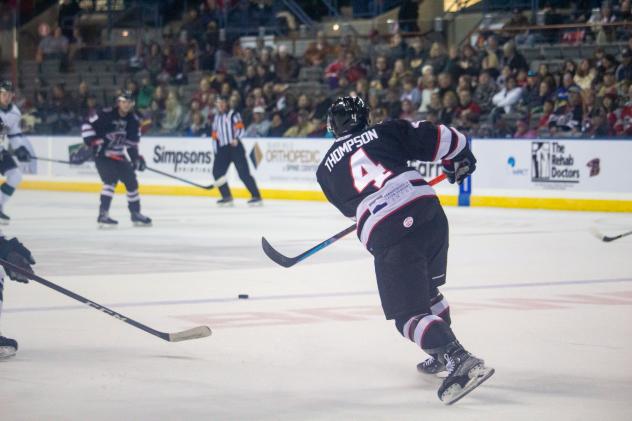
[32,156,76,165]
[609,230,632,241]
[145,166,219,190]
[32,156,219,191]
[596,229,632,242]
[262,173,448,267]
[0,258,211,342]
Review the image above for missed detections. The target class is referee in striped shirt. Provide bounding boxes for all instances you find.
[211,97,262,206]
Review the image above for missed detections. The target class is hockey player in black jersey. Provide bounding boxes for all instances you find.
[316,96,494,405]
[0,233,35,359]
[82,91,152,228]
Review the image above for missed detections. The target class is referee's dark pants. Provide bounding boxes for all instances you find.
[212,142,260,199]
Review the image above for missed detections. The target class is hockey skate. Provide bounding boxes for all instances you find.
[247,197,263,207]
[437,342,495,405]
[97,211,118,229]
[0,209,10,225]
[131,212,152,227]
[0,335,18,360]
[417,355,447,376]
[217,197,234,207]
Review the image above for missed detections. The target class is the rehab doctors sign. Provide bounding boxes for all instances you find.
[474,138,632,196]
[531,141,580,184]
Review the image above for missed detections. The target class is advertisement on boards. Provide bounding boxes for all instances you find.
[474,139,632,195]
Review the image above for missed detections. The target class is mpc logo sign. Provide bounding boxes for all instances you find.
[531,141,580,184]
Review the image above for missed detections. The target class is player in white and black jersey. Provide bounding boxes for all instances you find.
[82,91,151,228]
[316,96,494,405]
[0,231,36,359]
[0,81,35,224]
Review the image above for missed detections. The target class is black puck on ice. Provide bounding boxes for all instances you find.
[238,294,249,299]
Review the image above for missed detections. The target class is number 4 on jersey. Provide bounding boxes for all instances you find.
[350,148,392,192]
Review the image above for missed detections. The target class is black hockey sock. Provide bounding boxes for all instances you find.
[127,189,141,213]
[99,195,113,213]
[397,313,457,354]
[99,184,115,213]
[128,200,140,213]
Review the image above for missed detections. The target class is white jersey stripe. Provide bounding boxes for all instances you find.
[434,125,453,161]
[402,315,421,341]
[430,296,449,316]
[444,128,467,160]
[356,171,436,247]
[412,314,443,347]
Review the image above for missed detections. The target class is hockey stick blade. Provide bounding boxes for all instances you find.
[261,236,297,268]
[168,326,212,342]
[590,227,632,242]
[590,227,606,241]
[0,258,212,343]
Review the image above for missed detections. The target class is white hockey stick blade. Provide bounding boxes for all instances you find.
[168,326,212,342]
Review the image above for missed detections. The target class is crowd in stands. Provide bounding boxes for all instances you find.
[12,0,632,138]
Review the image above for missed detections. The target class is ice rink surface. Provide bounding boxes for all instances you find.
[1,190,631,420]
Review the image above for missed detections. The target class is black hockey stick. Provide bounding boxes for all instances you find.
[590,227,632,242]
[0,258,212,342]
[145,166,221,190]
[31,156,220,190]
[262,224,357,268]
[262,173,448,268]
[32,156,76,165]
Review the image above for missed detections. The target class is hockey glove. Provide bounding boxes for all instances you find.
[90,138,106,157]
[0,237,36,283]
[70,145,93,165]
[14,146,31,162]
[132,155,146,172]
[441,143,477,185]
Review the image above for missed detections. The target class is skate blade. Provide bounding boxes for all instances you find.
[0,219,10,226]
[132,221,153,227]
[98,223,118,230]
[0,347,17,360]
[441,366,495,405]
[217,202,235,208]
[247,202,263,207]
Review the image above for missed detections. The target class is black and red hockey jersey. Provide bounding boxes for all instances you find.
[81,108,141,160]
[316,119,467,251]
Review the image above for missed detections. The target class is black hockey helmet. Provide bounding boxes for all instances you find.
[327,96,370,137]
[0,80,14,93]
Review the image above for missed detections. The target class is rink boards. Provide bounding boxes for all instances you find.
[17,136,632,212]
